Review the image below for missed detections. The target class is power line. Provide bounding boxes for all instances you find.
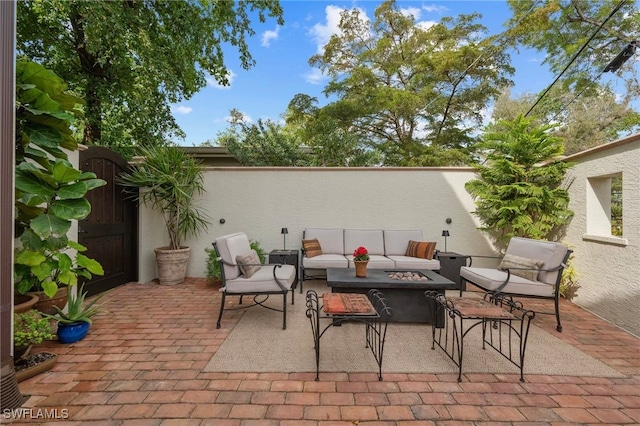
[524,0,629,118]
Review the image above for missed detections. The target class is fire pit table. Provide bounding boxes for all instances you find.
[326,268,456,326]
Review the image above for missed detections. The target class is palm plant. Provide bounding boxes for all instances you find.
[118,145,210,250]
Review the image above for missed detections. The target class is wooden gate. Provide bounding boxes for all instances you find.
[79,146,138,296]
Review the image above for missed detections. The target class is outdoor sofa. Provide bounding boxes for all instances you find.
[301,228,441,283]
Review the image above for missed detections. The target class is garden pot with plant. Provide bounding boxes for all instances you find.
[118,145,210,285]
[14,60,106,314]
[42,284,108,344]
[13,310,58,383]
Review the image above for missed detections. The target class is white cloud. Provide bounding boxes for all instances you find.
[416,20,438,31]
[261,26,280,47]
[206,70,237,90]
[422,4,448,13]
[400,6,421,20]
[303,68,327,85]
[171,105,192,115]
[308,5,369,54]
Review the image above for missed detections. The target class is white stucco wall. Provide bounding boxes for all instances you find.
[138,167,497,284]
[564,135,640,337]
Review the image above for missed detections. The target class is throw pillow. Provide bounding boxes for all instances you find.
[236,250,261,278]
[498,253,544,281]
[302,238,323,258]
[405,240,437,259]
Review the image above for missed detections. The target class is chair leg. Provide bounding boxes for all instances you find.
[282,292,287,330]
[216,292,226,329]
[554,295,563,332]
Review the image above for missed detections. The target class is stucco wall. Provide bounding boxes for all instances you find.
[138,167,498,284]
[564,136,640,337]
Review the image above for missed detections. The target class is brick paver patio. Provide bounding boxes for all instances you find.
[9,277,640,425]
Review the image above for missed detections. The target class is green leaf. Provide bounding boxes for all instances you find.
[57,253,72,272]
[57,182,89,200]
[52,159,82,184]
[24,123,63,147]
[50,198,91,220]
[15,249,46,266]
[57,269,77,286]
[30,214,71,238]
[67,240,88,252]
[40,280,59,299]
[77,254,105,275]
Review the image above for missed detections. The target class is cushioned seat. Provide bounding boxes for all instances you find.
[386,255,440,270]
[346,254,395,269]
[460,237,571,332]
[213,232,296,330]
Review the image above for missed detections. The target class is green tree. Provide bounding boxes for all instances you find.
[491,87,640,154]
[505,0,640,99]
[17,0,284,156]
[466,114,573,242]
[218,110,310,167]
[305,0,513,166]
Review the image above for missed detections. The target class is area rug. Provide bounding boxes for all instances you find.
[204,282,624,378]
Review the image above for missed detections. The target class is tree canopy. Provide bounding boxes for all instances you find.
[298,0,513,166]
[18,0,284,157]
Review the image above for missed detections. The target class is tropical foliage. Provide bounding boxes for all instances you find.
[42,284,108,325]
[14,60,105,298]
[118,145,210,250]
[466,114,573,242]
[13,311,54,347]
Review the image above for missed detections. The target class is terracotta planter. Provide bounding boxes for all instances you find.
[354,261,368,278]
[15,352,58,382]
[14,293,39,314]
[155,246,191,285]
[31,286,69,315]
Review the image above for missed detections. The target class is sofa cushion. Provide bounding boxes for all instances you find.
[387,255,440,270]
[236,250,261,278]
[460,266,553,297]
[302,238,323,258]
[304,228,344,255]
[405,240,437,259]
[383,230,423,256]
[346,254,395,269]
[498,253,543,282]
[344,229,385,255]
[215,232,251,280]
[303,254,349,269]
[505,237,568,285]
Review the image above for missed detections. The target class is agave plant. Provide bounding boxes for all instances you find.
[42,285,108,325]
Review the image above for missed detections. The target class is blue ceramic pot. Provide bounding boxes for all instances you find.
[57,321,90,344]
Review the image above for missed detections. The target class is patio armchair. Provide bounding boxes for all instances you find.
[459,237,572,332]
[213,232,297,330]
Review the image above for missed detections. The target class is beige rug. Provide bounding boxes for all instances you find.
[205,281,624,378]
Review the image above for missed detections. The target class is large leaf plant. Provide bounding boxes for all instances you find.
[14,60,106,298]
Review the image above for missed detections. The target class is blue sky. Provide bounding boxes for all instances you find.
[170,1,551,146]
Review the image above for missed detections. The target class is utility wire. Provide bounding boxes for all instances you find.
[524,0,629,118]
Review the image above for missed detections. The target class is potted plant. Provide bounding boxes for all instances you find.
[353,246,370,277]
[205,240,264,288]
[42,284,108,344]
[14,60,106,314]
[13,311,54,360]
[118,145,210,285]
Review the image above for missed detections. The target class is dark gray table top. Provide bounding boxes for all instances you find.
[327,268,456,290]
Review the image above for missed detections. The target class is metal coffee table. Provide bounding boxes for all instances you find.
[326,268,456,326]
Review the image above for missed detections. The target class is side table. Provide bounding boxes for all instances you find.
[437,251,468,291]
[424,291,535,382]
[269,249,300,291]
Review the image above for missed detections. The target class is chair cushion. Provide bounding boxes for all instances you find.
[302,238,323,258]
[405,241,437,259]
[460,266,554,297]
[215,232,251,280]
[225,264,296,293]
[498,253,543,281]
[505,237,569,285]
[344,229,385,255]
[383,230,423,256]
[304,228,344,254]
[236,250,261,278]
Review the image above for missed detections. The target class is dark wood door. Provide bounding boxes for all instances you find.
[79,146,138,296]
